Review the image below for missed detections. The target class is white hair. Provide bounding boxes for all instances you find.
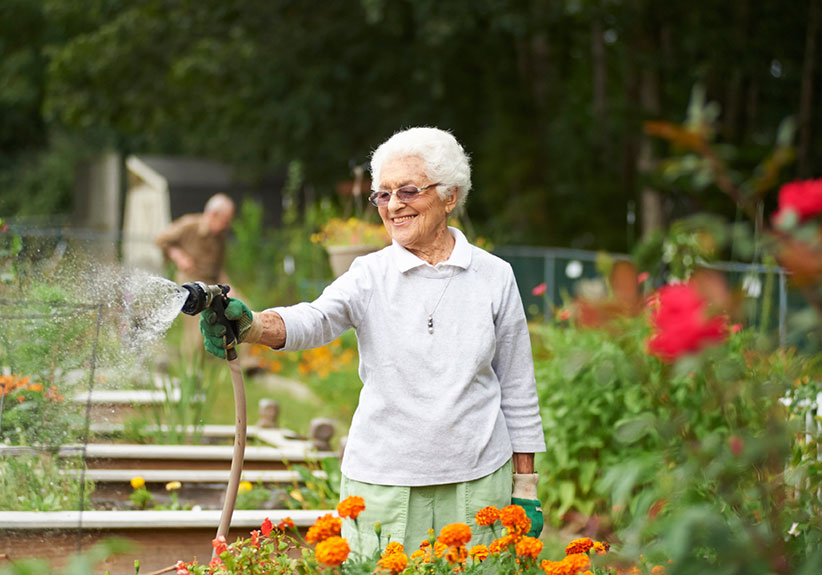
[204,193,235,215]
[370,127,472,209]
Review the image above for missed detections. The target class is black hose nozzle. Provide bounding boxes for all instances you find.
[180,281,239,360]
[180,281,229,316]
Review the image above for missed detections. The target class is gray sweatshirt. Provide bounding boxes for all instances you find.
[272,228,545,486]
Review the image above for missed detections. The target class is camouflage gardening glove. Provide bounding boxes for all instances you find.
[199,297,255,359]
[512,473,544,538]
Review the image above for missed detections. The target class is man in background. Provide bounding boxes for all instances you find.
[156,193,235,356]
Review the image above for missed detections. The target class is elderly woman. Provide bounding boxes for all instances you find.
[200,127,545,552]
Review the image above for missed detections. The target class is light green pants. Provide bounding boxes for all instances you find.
[339,459,512,557]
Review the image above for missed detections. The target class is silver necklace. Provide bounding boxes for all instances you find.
[426,269,456,334]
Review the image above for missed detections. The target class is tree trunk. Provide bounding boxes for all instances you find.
[639,63,663,238]
[591,17,608,162]
[798,0,820,178]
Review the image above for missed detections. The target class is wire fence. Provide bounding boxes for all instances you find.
[0,299,103,552]
[2,224,800,346]
[492,245,792,346]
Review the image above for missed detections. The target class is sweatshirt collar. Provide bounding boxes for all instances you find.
[393,227,472,273]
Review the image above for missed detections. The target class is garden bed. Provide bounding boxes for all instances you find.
[80,468,329,510]
[0,509,323,574]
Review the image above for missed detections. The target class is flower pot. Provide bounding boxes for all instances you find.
[326,245,381,277]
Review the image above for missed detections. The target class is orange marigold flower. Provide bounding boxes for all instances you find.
[565,537,594,555]
[410,549,426,562]
[592,541,610,554]
[315,536,350,566]
[651,566,667,575]
[445,545,468,564]
[377,552,408,573]
[337,495,366,520]
[541,560,561,575]
[433,542,447,558]
[561,553,591,573]
[419,538,431,548]
[616,567,641,575]
[382,542,404,557]
[489,534,518,554]
[516,536,543,559]
[499,505,531,536]
[475,506,500,526]
[469,544,489,562]
[305,513,342,543]
[438,522,473,548]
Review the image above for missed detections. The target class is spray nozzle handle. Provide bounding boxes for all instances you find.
[209,291,239,361]
[180,281,239,361]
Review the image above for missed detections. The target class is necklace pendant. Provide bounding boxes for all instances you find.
[427,315,434,334]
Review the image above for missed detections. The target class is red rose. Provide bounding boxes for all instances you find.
[647,282,727,362]
[261,517,273,537]
[772,179,822,224]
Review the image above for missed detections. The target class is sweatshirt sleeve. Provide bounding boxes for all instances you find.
[268,256,374,351]
[492,264,546,453]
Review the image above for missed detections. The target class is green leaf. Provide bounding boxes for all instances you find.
[614,413,657,444]
[556,481,576,518]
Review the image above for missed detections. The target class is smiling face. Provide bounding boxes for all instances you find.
[377,155,458,262]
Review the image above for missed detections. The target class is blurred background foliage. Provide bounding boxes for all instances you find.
[1,0,820,250]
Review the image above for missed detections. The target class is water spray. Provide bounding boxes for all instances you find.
[179,281,247,556]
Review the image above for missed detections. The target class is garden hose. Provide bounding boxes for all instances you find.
[178,282,247,557]
[214,353,247,556]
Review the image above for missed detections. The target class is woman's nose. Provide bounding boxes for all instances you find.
[387,191,407,210]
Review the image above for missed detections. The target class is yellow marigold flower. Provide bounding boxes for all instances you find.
[315,536,349,566]
[238,481,253,493]
[165,481,182,491]
[445,545,468,565]
[336,495,366,520]
[565,537,594,555]
[377,552,408,573]
[475,505,500,526]
[469,544,489,562]
[27,383,43,392]
[516,536,543,559]
[499,505,531,536]
[592,541,610,554]
[410,549,425,562]
[382,542,404,557]
[651,567,667,575]
[306,514,342,543]
[130,477,146,490]
[438,522,472,548]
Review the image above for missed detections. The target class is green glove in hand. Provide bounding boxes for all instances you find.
[512,497,544,538]
[199,297,254,359]
[512,473,544,538]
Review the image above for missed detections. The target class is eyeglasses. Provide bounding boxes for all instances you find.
[368,183,442,207]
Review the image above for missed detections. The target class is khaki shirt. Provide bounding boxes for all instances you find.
[155,213,226,284]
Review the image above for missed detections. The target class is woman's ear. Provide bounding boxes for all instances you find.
[445,188,459,214]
